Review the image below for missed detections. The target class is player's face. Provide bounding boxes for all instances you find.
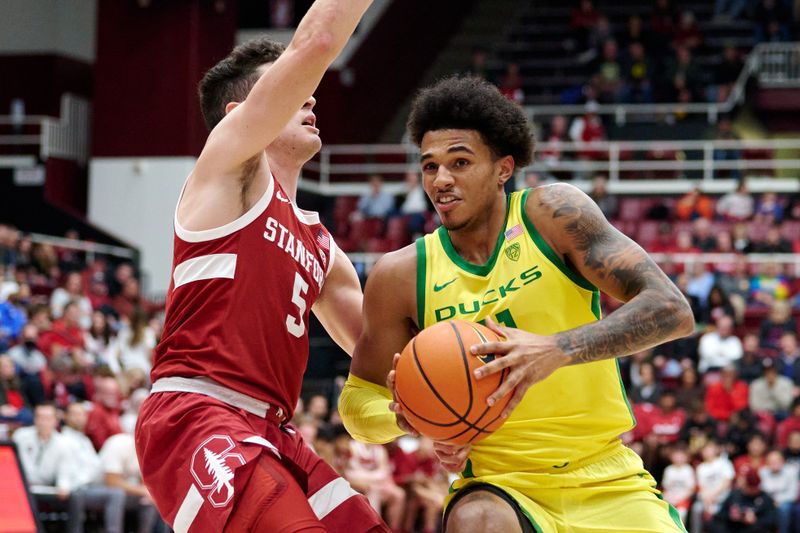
[269,96,321,161]
[419,129,511,232]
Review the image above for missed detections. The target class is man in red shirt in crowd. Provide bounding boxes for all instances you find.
[85,376,122,451]
[634,390,687,444]
[777,399,800,448]
[705,365,749,422]
[39,301,85,359]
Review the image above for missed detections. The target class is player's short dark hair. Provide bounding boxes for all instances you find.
[198,37,286,130]
[407,75,534,168]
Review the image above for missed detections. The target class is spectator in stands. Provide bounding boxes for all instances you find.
[540,115,569,174]
[703,286,737,326]
[630,361,663,404]
[8,323,46,405]
[498,62,524,105]
[307,393,330,423]
[112,278,157,321]
[589,174,618,219]
[85,376,123,451]
[108,263,135,299]
[759,449,799,533]
[0,354,33,425]
[692,439,736,532]
[777,331,800,384]
[711,468,778,533]
[594,40,624,103]
[676,186,714,220]
[672,11,703,51]
[661,446,696,524]
[712,46,744,102]
[345,440,406,531]
[61,401,126,533]
[357,174,394,221]
[587,15,613,57]
[737,334,766,383]
[50,271,92,330]
[647,390,687,444]
[785,431,800,466]
[651,0,678,46]
[397,171,429,238]
[734,433,770,476]
[85,311,117,368]
[570,0,601,51]
[755,225,793,253]
[617,15,649,53]
[113,308,155,377]
[666,46,702,102]
[776,399,800,448]
[705,365,749,421]
[398,437,447,533]
[700,316,743,372]
[464,46,490,81]
[692,219,717,252]
[750,262,791,305]
[731,223,755,253]
[687,262,716,306]
[12,403,79,530]
[675,274,704,325]
[676,367,705,411]
[726,408,761,458]
[754,191,785,224]
[717,179,754,221]
[712,118,743,180]
[40,301,87,363]
[621,41,653,103]
[0,285,26,352]
[753,0,792,43]
[99,429,163,533]
[759,301,797,351]
[569,101,607,160]
[680,401,720,455]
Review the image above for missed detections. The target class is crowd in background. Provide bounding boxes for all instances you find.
[1,175,800,532]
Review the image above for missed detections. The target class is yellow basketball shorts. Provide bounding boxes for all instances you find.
[444,443,686,533]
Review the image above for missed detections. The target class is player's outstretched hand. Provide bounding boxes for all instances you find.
[471,317,571,419]
[387,353,419,437]
[433,441,471,473]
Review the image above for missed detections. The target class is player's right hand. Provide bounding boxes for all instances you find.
[387,353,419,437]
[433,441,471,473]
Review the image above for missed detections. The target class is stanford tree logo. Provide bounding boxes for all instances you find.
[190,435,246,507]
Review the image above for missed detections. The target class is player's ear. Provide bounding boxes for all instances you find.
[496,155,515,186]
[224,101,241,116]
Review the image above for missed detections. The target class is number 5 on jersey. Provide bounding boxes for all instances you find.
[286,272,309,337]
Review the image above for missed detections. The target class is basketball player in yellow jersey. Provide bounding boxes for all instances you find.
[339,76,695,533]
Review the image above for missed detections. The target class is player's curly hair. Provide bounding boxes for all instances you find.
[407,76,534,168]
[198,38,286,130]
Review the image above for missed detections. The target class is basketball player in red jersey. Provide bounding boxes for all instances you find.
[134,1,390,532]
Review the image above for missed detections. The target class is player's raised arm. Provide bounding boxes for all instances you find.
[338,247,417,444]
[197,0,372,176]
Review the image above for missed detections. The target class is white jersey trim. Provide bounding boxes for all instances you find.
[173,253,237,288]
[174,173,275,243]
[172,483,203,533]
[307,477,359,520]
[325,235,338,277]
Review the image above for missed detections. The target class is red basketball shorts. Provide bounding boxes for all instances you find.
[135,391,389,532]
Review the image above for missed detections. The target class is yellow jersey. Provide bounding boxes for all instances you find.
[416,189,635,478]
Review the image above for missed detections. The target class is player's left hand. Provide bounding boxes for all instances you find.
[471,317,570,418]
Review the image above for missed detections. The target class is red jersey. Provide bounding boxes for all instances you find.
[150,175,336,419]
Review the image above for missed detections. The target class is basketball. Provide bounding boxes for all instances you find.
[394,320,512,445]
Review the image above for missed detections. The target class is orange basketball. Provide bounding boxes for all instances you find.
[394,319,512,445]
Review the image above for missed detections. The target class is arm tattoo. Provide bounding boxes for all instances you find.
[538,185,694,365]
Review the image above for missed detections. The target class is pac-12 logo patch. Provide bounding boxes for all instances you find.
[504,243,520,261]
[190,435,246,507]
